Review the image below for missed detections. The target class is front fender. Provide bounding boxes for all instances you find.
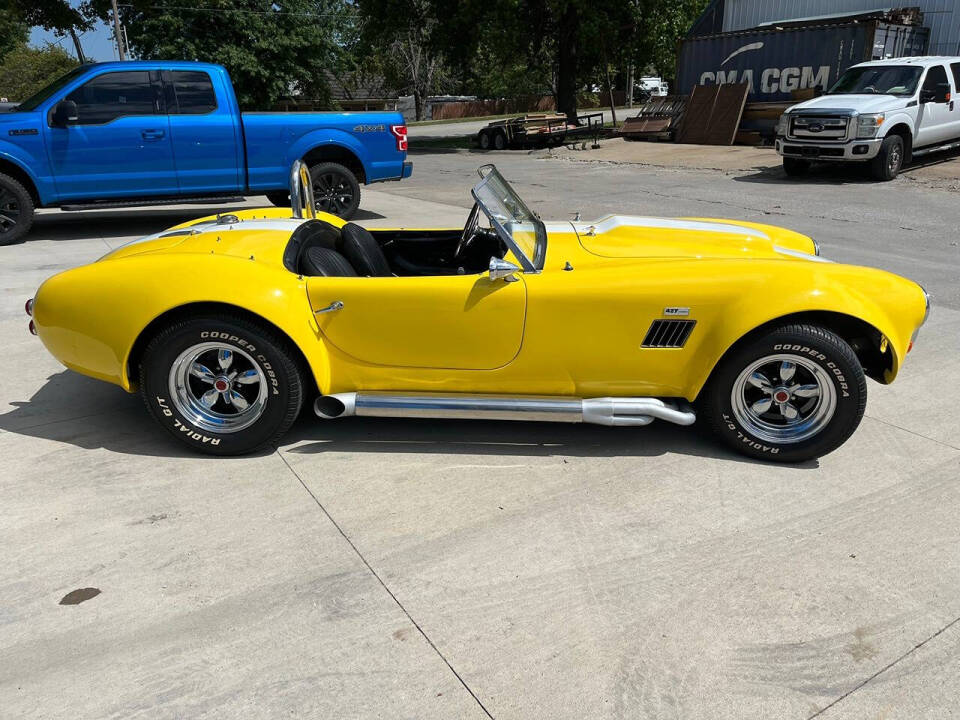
[879,112,915,138]
[684,261,927,399]
[33,253,332,394]
[0,143,52,203]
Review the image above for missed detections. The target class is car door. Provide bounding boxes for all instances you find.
[307,274,526,370]
[46,69,178,199]
[915,63,953,148]
[947,62,960,142]
[164,69,243,193]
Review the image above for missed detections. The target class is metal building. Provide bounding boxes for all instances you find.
[716,1,959,54]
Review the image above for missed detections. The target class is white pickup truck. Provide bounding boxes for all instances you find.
[776,56,960,180]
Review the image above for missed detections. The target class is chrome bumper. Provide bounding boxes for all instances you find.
[776,137,883,161]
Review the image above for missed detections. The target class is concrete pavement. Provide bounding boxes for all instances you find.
[1,169,958,719]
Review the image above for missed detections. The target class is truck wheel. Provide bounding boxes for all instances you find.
[0,173,34,246]
[265,191,291,208]
[701,324,866,463]
[478,131,492,150]
[782,157,810,177]
[871,134,904,181]
[140,314,305,456]
[493,131,507,150]
[310,162,361,219]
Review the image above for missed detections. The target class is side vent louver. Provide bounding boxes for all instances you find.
[642,319,696,348]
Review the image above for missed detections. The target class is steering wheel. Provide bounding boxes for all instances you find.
[455,202,481,259]
[863,85,878,94]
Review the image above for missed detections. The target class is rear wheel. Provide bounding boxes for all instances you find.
[140,315,305,455]
[701,324,866,463]
[310,161,361,219]
[264,161,361,219]
[478,130,492,150]
[0,172,34,246]
[871,134,904,180]
[782,157,811,177]
[493,131,507,150]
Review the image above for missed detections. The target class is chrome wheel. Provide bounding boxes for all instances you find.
[169,342,268,434]
[730,353,837,444]
[888,143,902,173]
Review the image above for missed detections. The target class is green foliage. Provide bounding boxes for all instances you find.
[6,0,91,33]
[634,0,711,80]
[0,7,28,62]
[0,42,79,101]
[87,0,351,109]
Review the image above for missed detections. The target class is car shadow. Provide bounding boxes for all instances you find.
[29,204,385,243]
[733,145,960,185]
[0,370,819,467]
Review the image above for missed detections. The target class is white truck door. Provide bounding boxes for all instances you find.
[915,64,953,147]
[948,62,960,142]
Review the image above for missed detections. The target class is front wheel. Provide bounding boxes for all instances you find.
[140,315,305,455]
[701,324,867,463]
[0,172,34,246]
[871,134,904,180]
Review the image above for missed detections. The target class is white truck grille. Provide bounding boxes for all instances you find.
[789,116,849,141]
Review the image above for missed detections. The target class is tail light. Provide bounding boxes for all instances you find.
[390,124,408,152]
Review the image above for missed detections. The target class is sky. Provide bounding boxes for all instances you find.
[29,3,118,63]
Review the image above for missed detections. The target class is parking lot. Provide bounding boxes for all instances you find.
[2,146,959,719]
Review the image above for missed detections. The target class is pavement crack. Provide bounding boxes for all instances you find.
[277,451,494,719]
[863,414,960,452]
[808,613,960,718]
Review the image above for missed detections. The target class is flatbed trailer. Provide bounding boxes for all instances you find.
[477,112,605,149]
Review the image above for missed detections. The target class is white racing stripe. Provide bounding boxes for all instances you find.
[568,215,771,239]
[117,217,309,250]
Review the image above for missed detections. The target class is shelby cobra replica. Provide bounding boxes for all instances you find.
[28,163,929,462]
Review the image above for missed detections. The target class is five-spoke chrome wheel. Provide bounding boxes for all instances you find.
[730,353,837,444]
[169,342,268,433]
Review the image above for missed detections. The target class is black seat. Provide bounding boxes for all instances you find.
[338,223,392,276]
[300,246,357,277]
[284,219,341,272]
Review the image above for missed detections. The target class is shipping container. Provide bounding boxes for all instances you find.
[677,20,930,103]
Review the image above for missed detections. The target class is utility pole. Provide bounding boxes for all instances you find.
[68,27,86,64]
[110,0,126,60]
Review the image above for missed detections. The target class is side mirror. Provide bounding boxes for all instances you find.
[919,88,948,104]
[51,99,78,126]
[489,257,520,282]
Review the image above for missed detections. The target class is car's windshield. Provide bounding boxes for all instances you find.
[827,65,923,97]
[14,66,88,111]
[471,165,546,272]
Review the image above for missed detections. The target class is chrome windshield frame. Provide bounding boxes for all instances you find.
[470,165,546,272]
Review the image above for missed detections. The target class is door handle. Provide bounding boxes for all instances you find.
[141,129,165,141]
[314,300,344,314]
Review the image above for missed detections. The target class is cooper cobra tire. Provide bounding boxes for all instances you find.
[701,324,867,463]
[782,157,811,177]
[140,315,304,456]
[0,172,34,246]
[265,190,291,208]
[871,134,904,181]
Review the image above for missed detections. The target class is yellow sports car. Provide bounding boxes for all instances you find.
[28,163,929,462]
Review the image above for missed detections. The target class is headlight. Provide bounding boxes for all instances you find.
[776,113,789,136]
[856,113,885,139]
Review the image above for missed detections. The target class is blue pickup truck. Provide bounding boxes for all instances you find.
[0,61,412,245]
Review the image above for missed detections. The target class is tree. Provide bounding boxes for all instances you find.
[87,0,351,109]
[0,42,79,101]
[0,7,28,62]
[5,0,92,61]
[356,0,450,120]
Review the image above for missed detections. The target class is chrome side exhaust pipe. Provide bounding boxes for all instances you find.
[314,392,695,427]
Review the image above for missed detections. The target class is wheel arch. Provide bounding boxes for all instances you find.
[126,301,319,395]
[693,310,894,402]
[883,121,913,162]
[0,155,41,206]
